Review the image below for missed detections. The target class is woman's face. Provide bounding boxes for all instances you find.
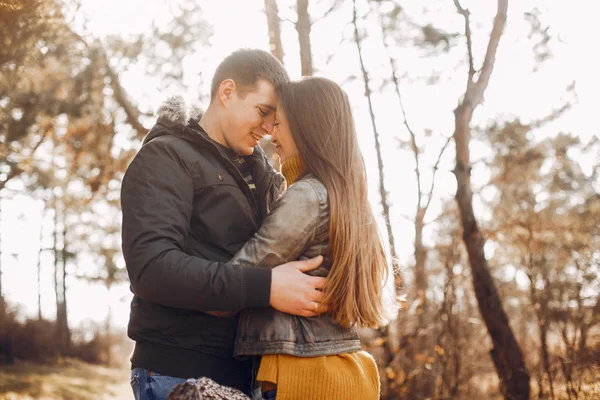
[270,107,300,164]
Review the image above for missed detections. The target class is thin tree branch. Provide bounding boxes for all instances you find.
[324,21,353,66]
[0,164,23,191]
[313,0,342,22]
[379,5,452,239]
[470,0,507,107]
[378,7,423,210]
[352,0,398,266]
[104,60,148,139]
[455,0,508,109]
[0,125,51,191]
[71,31,148,139]
[453,0,475,95]
[423,134,453,214]
[396,213,414,223]
[424,208,451,227]
[397,63,423,209]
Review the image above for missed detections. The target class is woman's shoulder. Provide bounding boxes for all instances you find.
[290,174,327,205]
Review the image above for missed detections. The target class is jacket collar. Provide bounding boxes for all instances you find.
[146,96,284,216]
[148,95,270,164]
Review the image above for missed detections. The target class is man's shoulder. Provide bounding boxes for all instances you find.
[141,130,209,161]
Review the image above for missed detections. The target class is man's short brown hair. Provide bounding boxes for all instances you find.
[210,48,290,100]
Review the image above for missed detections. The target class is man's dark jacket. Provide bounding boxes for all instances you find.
[120,97,284,392]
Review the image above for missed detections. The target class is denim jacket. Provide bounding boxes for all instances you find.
[230,174,361,358]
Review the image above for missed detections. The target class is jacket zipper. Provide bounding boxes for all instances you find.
[205,142,261,221]
[166,121,266,222]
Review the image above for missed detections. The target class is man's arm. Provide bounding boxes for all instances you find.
[121,138,270,311]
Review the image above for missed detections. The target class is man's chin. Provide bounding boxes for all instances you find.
[237,146,255,157]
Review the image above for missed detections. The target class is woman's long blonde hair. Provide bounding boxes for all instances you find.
[279,77,391,329]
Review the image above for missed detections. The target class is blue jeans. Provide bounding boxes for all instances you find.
[130,367,188,400]
[263,389,277,399]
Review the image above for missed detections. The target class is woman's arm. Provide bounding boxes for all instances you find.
[232,180,321,268]
[206,180,322,317]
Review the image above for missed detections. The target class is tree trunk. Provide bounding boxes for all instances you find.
[414,214,428,310]
[452,0,530,398]
[37,202,47,320]
[105,285,112,366]
[409,214,435,398]
[52,196,61,348]
[454,103,529,399]
[539,270,555,400]
[0,195,11,362]
[296,0,313,76]
[440,237,461,398]
[37,205,45,320]
[412,212,434,397]
[0,193,3,302]
[261,0,284,169]
[539,321,555,399]
[59,211,70,354]
[264,0,284,63]
[53,197,70,356]
[527,252,554,399]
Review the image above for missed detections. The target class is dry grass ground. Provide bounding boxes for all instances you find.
[0,359,132,400]
[1,358,599,399]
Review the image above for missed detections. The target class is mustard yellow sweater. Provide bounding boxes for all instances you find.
[257,352,380,400]
[258,156,381,399]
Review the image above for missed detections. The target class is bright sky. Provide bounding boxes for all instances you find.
[1,0,598,330]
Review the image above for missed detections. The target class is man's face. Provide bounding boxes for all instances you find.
[222,79,278,156]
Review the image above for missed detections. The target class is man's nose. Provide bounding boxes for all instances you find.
[262,122,276,135]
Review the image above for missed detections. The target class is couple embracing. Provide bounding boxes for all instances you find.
[121,48,393,400]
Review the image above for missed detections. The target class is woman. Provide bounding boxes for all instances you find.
[211,76,393,400]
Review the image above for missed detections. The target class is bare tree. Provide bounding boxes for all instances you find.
[378,7,453,395]
[451,0,530,398]
[352,0,399,286]
[52,194,70,355]
[265,0,284,63]
[36,203,46,321]
[436,206,463,398]
[352,1,401,396]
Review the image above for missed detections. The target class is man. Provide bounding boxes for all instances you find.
[121,49,325,400]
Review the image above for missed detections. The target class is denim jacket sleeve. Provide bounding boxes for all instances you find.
[230,179,321,268]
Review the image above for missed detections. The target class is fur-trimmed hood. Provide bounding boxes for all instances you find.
[155,95,204,125]
[143,95,204,145]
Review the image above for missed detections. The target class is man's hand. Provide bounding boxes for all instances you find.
[270,256,327,317]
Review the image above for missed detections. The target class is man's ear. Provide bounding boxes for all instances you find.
[218,79,236,107]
